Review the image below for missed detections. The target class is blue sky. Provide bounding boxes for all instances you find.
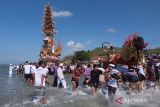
[0,0,160,64]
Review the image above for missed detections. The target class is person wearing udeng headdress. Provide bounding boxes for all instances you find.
[57,63,67,88]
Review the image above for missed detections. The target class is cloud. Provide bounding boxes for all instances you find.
[66,41,75,48]
[62,49,74,57]
[85,39,95,45]
[67,40,85,51]
[53,11,73,17]
[107,28,117,33]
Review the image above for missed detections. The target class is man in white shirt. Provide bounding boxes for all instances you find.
[57,63,67,88]
[15,64,20,74]
[32,61,47,103]
[138,65,145,76]
[9,64,14,77]
[107,64,121,101]
[30,63,37,84]
[23,61,32,83]
[44,66,49,85]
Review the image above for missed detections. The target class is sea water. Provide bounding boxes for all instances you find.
[0,65,160,107]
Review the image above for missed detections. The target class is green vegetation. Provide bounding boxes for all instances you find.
[74,50,91,61]
[144,48,160,54]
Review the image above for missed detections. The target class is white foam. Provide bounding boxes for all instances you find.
[47,95,58,105]
[33,98,40,104]
[3,103,10,107]
[63,99,74,104]
[70,100,74,102]
[3,102,29,107]
[77,90,88,95]
[22,100,32,104]
[85,86,91,89]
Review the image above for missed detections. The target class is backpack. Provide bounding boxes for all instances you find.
[127,72,139,82]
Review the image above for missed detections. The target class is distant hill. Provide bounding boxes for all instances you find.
[90,47,160,56]
[62,47,160,62]
[90,47,121,55]
[144,48,160,54]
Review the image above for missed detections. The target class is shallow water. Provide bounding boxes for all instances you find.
[0,65,160,107]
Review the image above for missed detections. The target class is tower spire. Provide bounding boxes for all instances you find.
[39,4,62,62]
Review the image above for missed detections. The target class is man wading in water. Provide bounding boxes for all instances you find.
[90,64,103,96]
[32,61,48,104]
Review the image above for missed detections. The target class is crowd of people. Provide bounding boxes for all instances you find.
[8,53,160,104]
